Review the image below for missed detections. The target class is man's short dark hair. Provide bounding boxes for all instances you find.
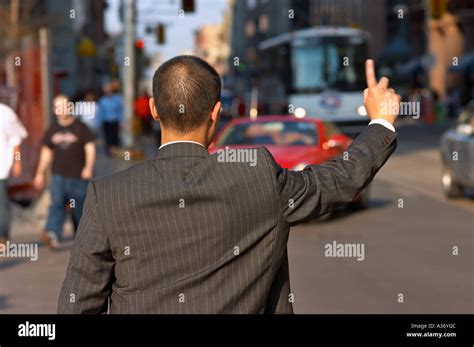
[152,55,221,133]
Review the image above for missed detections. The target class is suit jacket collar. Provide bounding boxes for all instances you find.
[157,142,210,159]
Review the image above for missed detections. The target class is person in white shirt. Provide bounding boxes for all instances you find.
[0,103,28,245]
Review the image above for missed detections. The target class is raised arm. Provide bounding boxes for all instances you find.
[263,59,400,224]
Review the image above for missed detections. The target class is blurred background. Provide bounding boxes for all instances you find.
[0,0,472,314]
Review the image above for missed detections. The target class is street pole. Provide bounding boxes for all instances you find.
[39,27,52,131]
[10,0,19,37]
[123,0,136,148]
[7,0,19,109]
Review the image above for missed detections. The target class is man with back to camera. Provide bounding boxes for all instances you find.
[58,56,400,314]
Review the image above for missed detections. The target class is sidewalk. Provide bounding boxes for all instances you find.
[0,140,158,313]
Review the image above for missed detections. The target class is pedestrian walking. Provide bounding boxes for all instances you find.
[0,103,27,246]
[97,82,123,156]
[34,95,96,249]
[135,90,153,136]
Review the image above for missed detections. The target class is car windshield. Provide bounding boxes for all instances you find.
[217,121,318,146]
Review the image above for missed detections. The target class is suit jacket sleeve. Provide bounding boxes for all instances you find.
[262,124,397,225]
[58,181,115,314]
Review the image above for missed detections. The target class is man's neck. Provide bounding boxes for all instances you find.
[159,140,205,149]
[160,131,207,148]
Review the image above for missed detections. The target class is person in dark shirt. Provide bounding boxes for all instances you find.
[34,94,96,249]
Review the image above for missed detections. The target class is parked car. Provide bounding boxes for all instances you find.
[210,115,370,215]
[440,101,474,198]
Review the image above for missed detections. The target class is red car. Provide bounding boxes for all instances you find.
[210,116,369,213]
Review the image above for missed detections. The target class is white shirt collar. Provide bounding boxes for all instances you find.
[159,140,205,149]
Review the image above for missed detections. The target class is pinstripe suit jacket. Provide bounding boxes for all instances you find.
[58,124,397,314]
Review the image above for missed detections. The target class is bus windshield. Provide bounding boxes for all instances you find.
[291,39,366,93]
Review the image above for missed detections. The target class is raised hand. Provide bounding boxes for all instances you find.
[363,59,401,125]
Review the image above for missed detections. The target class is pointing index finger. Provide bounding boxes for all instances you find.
[365,59,377,88]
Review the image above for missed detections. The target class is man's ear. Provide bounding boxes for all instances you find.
[210,101,221,124]
[149,97,160,121]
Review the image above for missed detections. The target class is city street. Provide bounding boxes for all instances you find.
[0,123,472,314]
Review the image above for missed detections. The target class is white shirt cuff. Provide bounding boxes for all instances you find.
[369,119,395,132]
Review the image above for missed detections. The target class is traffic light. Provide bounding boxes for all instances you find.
[182,0,195,13]
[135,38,144,50]
[156,24,165,45]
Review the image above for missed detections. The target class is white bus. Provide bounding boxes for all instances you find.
[257,26,370,135]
